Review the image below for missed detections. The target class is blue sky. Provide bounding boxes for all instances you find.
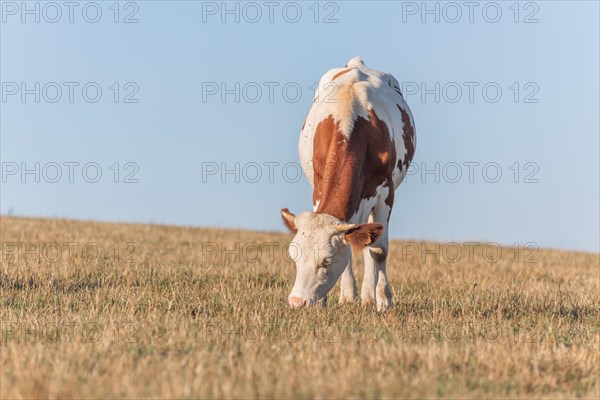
[1,1,598,253]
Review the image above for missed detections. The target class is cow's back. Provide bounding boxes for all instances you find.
[299,57,416,203]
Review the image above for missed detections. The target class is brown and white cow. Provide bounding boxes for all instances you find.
[281,57,416,311]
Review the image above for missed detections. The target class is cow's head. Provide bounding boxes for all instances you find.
[281,208,383,308]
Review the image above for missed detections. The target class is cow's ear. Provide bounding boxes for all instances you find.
[342,223,383,249]
[281,208,297,233]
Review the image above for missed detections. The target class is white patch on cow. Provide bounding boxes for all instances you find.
[313,199,320,212]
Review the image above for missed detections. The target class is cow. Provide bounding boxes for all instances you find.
[281,57,416,311]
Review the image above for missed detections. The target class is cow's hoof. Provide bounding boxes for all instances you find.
[376,298,393,312]
[339,294,356,304]
[320,295,328,308]
[361,297,376,307]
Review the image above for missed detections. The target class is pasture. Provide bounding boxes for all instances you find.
[1,216,598,398]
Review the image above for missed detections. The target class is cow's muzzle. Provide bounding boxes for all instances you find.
[288,296,307,308]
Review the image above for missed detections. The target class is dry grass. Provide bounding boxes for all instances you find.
[1,216,599,399]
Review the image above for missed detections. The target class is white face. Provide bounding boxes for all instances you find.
[288,224,350,307]
[283,212,349,307]
[281,209,383,308]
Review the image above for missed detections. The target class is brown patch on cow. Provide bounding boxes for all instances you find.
[397,105,415,170]
[312,109,397,222]
[332,68,352,81]
[344,223,383,249]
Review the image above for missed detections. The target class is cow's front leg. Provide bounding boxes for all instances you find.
[362,206,393,311]
[371,244,392,311]
[339,253,357,303]
[361,246,377,306]
[361,212,378,306]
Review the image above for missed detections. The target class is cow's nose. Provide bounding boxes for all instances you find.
[288,296,306,308]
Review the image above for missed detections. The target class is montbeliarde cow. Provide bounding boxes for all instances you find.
[281,57,416,311]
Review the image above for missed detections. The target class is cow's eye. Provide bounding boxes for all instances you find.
[319,258,332,269]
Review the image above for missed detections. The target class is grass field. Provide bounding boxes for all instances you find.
[1,216,598,398]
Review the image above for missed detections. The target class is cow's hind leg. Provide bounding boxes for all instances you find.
[362,203,393,311]
[361,213,377,306]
